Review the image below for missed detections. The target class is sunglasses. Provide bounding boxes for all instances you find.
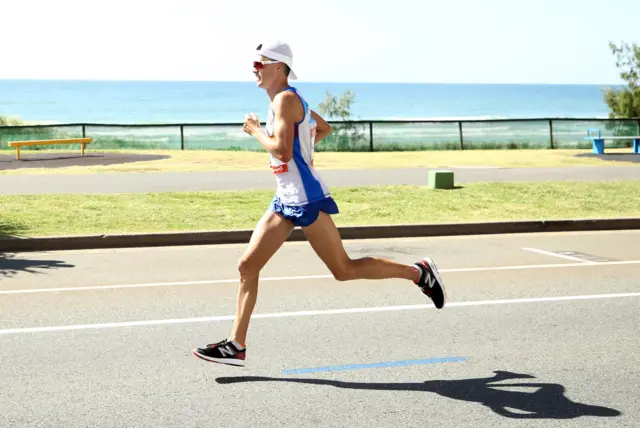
[253,60,280,70]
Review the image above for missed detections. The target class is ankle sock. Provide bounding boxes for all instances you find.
[412,264,423,282]
[230,340,246,350]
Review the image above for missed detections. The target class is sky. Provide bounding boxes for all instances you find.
[1,0,638,84]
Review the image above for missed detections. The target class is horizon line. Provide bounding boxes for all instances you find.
[0,77,625,86]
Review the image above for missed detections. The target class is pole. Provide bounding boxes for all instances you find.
[180,125,184,150]
[369,122,373,152]
[458,121,464,150]
[549,119,554,149]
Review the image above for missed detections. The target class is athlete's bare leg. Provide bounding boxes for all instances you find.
[228,210,295,345]
[302,211,420,282]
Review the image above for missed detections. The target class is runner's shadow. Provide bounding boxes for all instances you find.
[216,370,621,420]
[0,253,75,278]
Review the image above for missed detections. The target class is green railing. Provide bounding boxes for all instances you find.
[1,117,639,152]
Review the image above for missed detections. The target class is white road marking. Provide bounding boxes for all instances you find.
[2,260,640,295]
[522,247,595,263]
[442,260,639,272]
[0,275,333,295]
[1,291,638,336]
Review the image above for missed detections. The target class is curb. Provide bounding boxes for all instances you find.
[1,218,640,253]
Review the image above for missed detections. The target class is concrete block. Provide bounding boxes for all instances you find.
[428,170,454,189]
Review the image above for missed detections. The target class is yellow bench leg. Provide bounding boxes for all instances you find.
[82,143,85,156]
[16,147,20,161]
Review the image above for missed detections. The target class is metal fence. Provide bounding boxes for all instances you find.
[1,117,639,152]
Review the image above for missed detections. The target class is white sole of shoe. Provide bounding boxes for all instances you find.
[192,350,246,367]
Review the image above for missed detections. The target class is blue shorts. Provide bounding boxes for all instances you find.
[268,195,339,227]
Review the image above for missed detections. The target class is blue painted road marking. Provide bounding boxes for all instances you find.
[283,357,468,375]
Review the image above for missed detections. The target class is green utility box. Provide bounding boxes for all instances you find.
[428,170,454,189]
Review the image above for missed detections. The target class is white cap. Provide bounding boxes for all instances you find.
[256,40,298,80]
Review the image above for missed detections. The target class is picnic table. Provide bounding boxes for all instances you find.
[584,128,639,154]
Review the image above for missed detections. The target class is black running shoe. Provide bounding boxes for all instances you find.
[414,256,447,309]
[192,339,246,366]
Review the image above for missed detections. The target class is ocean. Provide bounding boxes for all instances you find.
[1,80,632,151]
[0,79,615,124]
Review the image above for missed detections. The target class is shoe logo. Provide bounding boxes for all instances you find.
[425,272,437,288]
[219,346,236,357]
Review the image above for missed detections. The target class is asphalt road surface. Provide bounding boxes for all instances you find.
[1,230,639,427]
[0,165,639,194]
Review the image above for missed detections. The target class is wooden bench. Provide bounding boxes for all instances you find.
[7,138,93,160]
[584,128,640,154]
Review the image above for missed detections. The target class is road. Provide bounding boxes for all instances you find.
[1,230,639,427]
[0,165,639,194]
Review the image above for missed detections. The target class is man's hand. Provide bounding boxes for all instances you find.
[243,113,260,136]
[311,110,331,144]
[245,92,301,163]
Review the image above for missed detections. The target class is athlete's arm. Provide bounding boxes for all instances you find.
[310,110,331,144]
[245,92,297,163]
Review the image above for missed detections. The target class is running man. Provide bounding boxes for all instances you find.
[192,41,447,367]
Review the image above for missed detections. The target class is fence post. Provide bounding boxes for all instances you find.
[82,125,86,138]
[369,122,373,152]
[549,119,554,149]
[458,121,464,150]
[636,120,640,137]
[180,125,184,150]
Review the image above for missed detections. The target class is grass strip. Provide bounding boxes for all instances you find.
[1,181,639,237]
[1,148,637,175]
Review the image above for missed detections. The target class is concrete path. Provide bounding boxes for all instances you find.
[1,230,638,427]
[0,165,639,194]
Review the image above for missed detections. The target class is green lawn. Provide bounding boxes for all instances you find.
[2,181,639,238]
[0,148,637,175]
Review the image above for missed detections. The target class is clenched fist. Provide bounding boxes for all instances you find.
[243,113,260,136]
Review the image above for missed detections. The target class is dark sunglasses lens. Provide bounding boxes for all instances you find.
[253,61,263,69]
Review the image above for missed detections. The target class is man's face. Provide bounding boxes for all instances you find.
[253,55,281,88]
